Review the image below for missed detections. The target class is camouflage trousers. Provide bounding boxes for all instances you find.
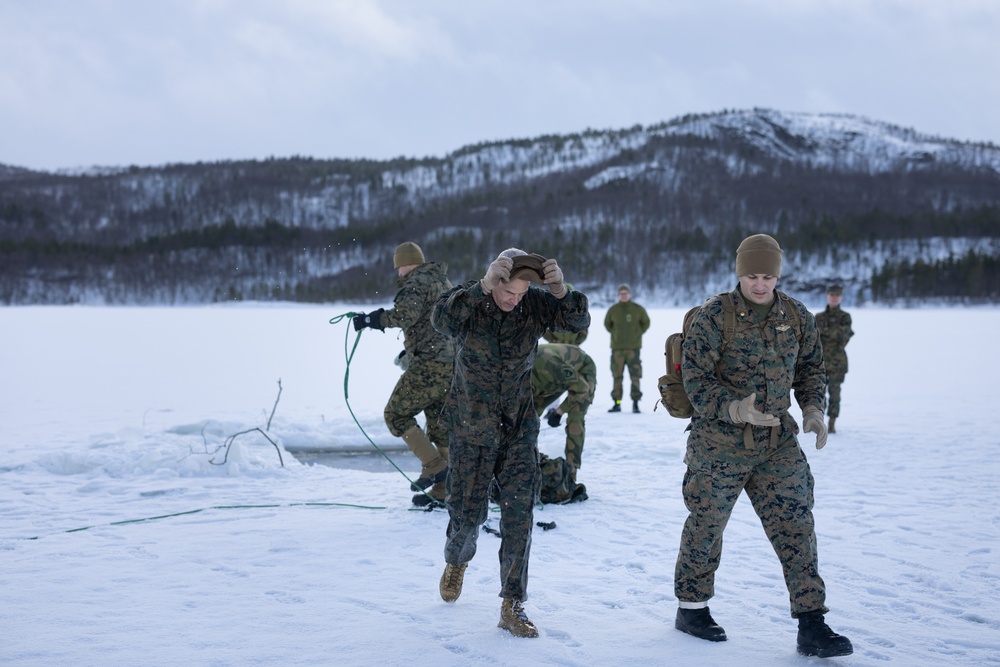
[610,349,642,401]
[826,374,845,418]
[534,392,588,470]
[674,435,828,617]
[444,436,541,601]
[383,359,453,447]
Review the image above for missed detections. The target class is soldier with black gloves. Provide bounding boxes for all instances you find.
[352,241,454,507]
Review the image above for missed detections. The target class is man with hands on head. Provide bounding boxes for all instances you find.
[431,248,590,639]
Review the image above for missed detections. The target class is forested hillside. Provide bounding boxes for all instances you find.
[2,108,999,306]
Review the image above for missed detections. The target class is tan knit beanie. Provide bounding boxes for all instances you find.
[393,242,425,268]
[735,234,782,277]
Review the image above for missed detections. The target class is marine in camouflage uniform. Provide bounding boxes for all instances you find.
[531,343,596,471]
[603,284,650,412]
[353,242,454,504]
[814,285,853,433]
[672,234,852,658]
[432,250,589,609]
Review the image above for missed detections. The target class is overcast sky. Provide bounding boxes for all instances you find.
[2,0,998,172]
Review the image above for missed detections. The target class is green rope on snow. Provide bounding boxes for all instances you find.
[328,312,440,506]
[9,501,391,541]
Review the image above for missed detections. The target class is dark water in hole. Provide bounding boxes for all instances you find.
[289,449,418,474]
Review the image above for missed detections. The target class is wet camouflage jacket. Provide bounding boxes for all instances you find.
[432,281,591,446]
[380,262,455,365]
[531,343,597,414]
[815,306,853,377]
[604,301,650,350]
[542,328,588,345]
[682,287,826,452]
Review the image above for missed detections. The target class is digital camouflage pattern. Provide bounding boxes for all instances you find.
[381,262,455,365]
[432,281,590,447]
[381,261,455,441]
[444,438,540,600]
[675,286,830,617]
[433,280,590,601]
[542,328,588,345]
[383,359,453,444]
[531,343,597,470]
[815,305,854,419]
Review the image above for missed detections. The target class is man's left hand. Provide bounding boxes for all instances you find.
[545,408,563,427]
[802,406,828,449]
[542,258,566,299]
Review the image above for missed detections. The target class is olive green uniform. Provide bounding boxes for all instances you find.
[604,301,650,402]
[814,305,853,419]
[531,343,597,470]
[675,286,829,618]
[432,281,590,601]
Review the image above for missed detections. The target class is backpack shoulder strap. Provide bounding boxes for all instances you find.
[717,292,737,352]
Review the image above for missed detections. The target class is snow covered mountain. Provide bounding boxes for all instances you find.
[2,108,998,306]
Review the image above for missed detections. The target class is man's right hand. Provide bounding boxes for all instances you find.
[481,256,512,293]
[728,392,780,427]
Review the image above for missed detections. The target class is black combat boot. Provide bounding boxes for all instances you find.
[608,401,621,412]
[675,607,727,642]
[411,493,444,508]
[632,399,640,413]
[797,610,853,657]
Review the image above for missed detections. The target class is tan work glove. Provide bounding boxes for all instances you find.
[728,392,780,427]
[541,258,567,299]
[481,256,513,293]
[802,406,828,450]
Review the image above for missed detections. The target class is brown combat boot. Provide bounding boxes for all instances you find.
[499,599,539,638]
[439,563,467,603]
[828,416,837,434]
[402,426,448,491]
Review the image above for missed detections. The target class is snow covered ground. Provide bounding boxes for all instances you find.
[1,302,998,666]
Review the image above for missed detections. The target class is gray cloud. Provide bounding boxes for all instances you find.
[2,0,998,170]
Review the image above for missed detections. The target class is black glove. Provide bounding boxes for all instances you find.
[545,408,562,428]
[352,308,385,332]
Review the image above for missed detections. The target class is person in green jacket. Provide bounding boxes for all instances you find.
[603,284,650,413]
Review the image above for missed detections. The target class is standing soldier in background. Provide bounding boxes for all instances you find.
[604,284,650,413]
[531,343,597,479]
[352,242,454,507]
[432,248,590,638]
[814,284,854,434]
